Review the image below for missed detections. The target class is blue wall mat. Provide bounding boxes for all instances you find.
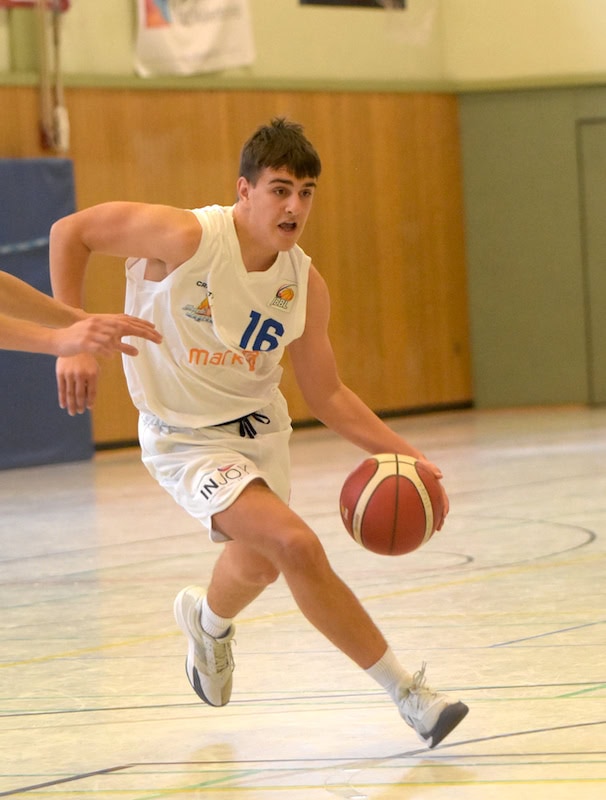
[0,158,93,470]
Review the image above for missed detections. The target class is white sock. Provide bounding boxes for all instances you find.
[365,647,413,704]
[201,596,233,639]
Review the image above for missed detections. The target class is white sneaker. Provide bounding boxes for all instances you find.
[398,664,469,748]
[173,586,235,707]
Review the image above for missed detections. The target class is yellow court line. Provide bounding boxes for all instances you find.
[2,551,603,669]
[0,633,175,669]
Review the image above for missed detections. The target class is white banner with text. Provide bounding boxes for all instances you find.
[135,0,255,77]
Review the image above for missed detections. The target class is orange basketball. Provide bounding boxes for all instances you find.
[339,454,444,556]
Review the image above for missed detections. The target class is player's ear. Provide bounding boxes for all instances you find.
[237,176,250,202]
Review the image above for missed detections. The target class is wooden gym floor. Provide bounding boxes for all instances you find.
[1,405,605,799]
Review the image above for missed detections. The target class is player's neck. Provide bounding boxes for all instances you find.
[241,244,278,273]
[233,210,278,272]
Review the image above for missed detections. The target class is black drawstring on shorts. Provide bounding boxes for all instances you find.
[216,412,270,439]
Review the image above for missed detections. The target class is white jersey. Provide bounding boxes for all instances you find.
[123,204,311,428]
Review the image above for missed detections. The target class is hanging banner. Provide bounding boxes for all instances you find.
[135,0,255,77]
[300,1,405,6]
[0,1,69,7]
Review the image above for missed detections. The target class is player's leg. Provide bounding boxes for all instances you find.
[175,477,387,708]
[175,478,387,707]
[206,536,280,618]
[207,481,468,747]
[153,410,468,746]
[211,479,388,668]
[173,539,279,707]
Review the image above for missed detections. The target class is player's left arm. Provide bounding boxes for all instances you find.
[288,265,422,456]
[288,264,449,525]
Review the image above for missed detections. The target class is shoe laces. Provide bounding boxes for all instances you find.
[410,662,428,693]
[401,662,435,715]
[203,632,235,674]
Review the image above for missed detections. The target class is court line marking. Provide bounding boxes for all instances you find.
[2,544,603,670]
[491,619,606,647]
[2,720,605,797]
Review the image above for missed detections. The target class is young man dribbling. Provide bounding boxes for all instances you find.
[50,118,469,748]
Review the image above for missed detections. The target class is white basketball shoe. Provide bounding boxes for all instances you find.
[173,586,235,707]
[398,664,469,748]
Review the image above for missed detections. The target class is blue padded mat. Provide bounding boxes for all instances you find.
[0,158,93,469]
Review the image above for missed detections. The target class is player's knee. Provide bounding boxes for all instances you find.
[233,554,280,588]
[277,526,327,575]
[244,561,280,587]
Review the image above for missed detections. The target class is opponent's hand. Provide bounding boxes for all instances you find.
[51,314,162,358]
[419,459,450,531]
[56,353,100,415]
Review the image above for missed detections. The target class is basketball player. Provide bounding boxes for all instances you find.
[49,118,468,748]
[0,269,161,357]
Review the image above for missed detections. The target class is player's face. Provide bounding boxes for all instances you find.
[238,167,317,252]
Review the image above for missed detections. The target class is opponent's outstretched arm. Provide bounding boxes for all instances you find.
[0,270,162,357]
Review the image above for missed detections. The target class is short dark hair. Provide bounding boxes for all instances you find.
[239,118,322,184]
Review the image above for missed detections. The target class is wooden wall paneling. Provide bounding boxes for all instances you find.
[0,86,45,155]
[416,94,471,403]
[292,92,472,415]
[0,86,471,445]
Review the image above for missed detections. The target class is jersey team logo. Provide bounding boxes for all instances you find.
[183,282,213,323]
[269,283,296,312]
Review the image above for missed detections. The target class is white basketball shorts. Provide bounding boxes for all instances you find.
[138,397,292,543]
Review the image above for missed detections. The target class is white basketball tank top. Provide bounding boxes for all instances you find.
[122,204,310,428]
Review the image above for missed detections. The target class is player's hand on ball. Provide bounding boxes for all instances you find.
[419,459,449,530]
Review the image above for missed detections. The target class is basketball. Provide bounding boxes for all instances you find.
[339,453,444,556]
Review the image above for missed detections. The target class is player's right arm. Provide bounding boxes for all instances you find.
[50,201,202,415]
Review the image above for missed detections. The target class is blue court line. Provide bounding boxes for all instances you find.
[491,619,604,647]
